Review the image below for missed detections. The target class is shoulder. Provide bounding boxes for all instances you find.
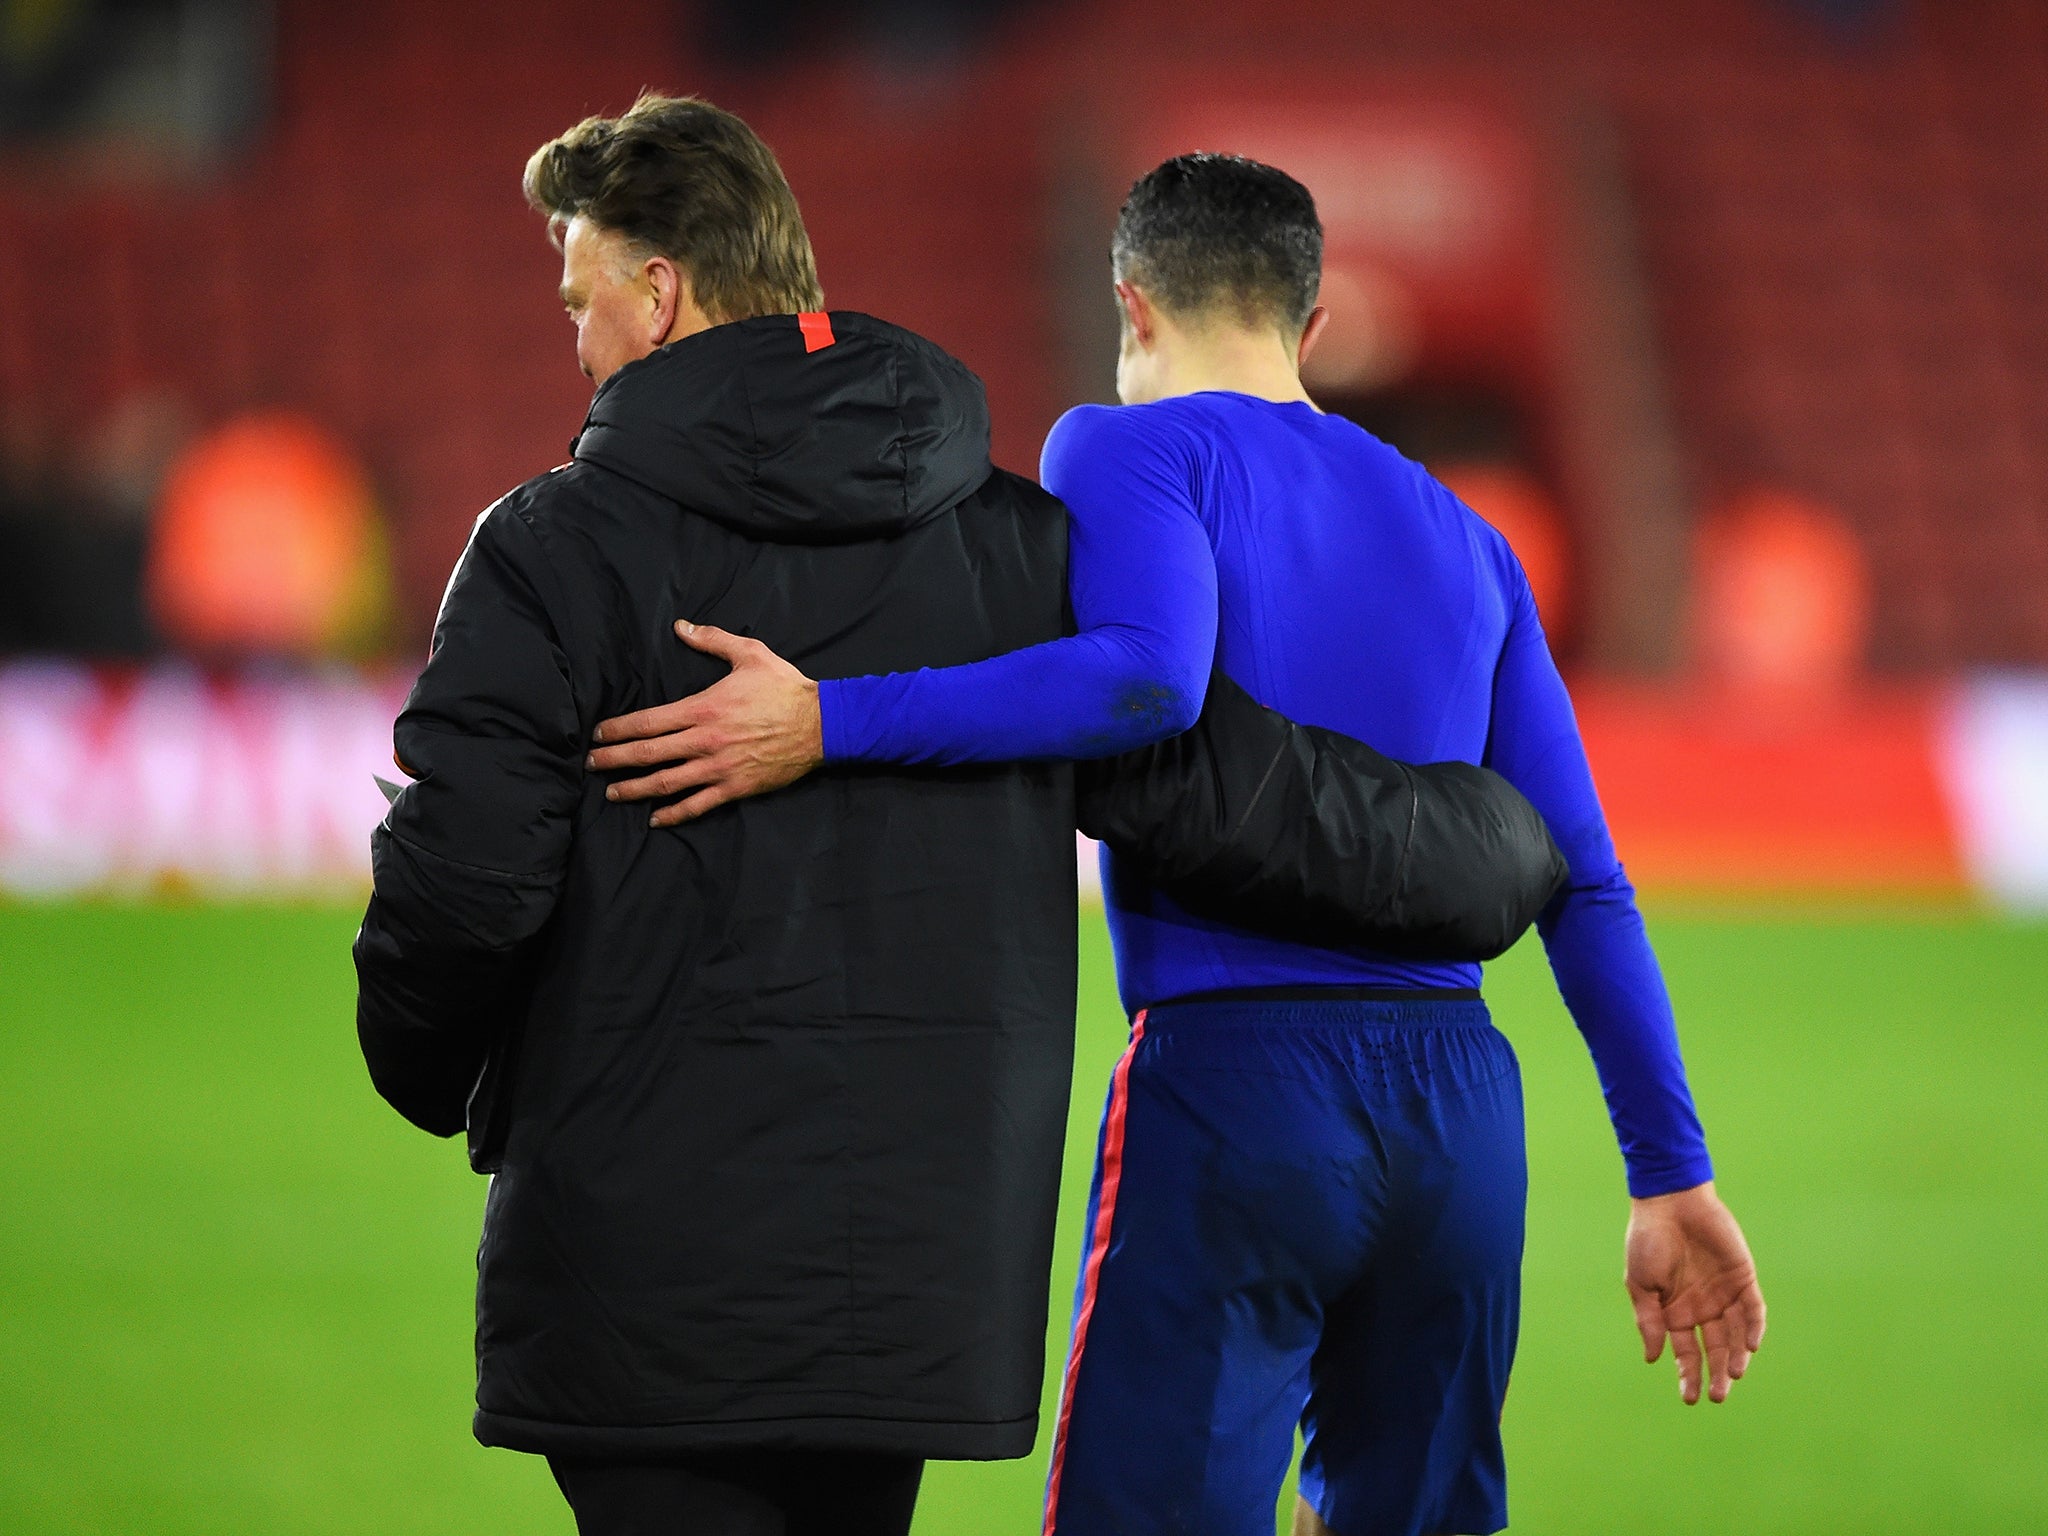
[1044,399,1205,457]
[468,460,660,595]
[979,464,1064,515]
[1040,400,1208,495]
[1416,466,1536,614]
[439,463,620,626]
[481,461,612,545]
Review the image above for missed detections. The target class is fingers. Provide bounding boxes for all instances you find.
[1623,1191,1764,1407]
[1722,1281,1766,1385]
[1702,1312,1735,1403]
[650,782,739,828]
[590,624,772,749]
[1627,1284,1668,1365]
[592,700,701,748]
[674,619,763,665]
[1672,1290,1762,1405]
[1742,1282,1768,1352]
[604,758,721,805]
[1725,1326,1752,1387]
[1667,1320,1705,1405]
[590,622,813,826]
[588,728,711,774]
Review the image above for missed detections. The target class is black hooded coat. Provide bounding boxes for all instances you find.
[356,313,1078,1461]
[353,310,1566,1465]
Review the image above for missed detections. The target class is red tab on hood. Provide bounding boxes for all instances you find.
[797,311,835,352]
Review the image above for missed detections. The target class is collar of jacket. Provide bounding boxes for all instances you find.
[570,310,993,545]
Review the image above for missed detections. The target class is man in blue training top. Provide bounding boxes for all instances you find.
[590,153,1765,1536]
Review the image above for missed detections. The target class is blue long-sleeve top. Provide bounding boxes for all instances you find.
[820,393,1713,1197]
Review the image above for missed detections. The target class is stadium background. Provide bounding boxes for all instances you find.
[2,0,2044,1531]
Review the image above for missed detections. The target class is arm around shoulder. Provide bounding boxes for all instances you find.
[1076,668,1566,959]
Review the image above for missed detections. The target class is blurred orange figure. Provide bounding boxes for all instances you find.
[1692,489,1869,693]
[1437,463,1572,640]
[147,412,391,657]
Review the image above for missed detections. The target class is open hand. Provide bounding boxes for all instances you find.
[586,621,823,826]
[1624,1181,1766,1405]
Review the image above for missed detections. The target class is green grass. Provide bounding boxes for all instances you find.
[1,902,2043,1533]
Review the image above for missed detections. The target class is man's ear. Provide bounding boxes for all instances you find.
[1295,305,1331,371]
[1115,280,1158,348]
[643,256,682,348]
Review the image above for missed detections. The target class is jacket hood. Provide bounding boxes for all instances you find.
[571,311,993,543]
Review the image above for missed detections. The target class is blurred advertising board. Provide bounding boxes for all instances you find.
[0,662,406,896]
[1568,677,2048,910]
[0,663,2043,909]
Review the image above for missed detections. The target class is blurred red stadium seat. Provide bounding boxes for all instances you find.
[1691,488,1872,694]
[147,412,391,658]
[2,0,2043,665]
[1437,464,1574,641]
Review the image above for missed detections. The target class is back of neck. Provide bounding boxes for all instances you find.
[1149,328,1315,408]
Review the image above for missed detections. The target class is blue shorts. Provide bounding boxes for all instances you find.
[1042,995,1526,1536]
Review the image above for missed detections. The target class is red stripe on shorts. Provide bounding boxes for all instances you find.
[1042,1009,1147,1536]
[797,310,835,352]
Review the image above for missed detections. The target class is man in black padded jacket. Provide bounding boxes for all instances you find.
[353,95,1561,1536]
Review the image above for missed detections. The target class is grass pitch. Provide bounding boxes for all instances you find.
[0,901,2042,1533]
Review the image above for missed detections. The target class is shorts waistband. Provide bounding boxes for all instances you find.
[1140,986,1489,1031]
[1153,986,1482,1007]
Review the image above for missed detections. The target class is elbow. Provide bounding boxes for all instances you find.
[1154,659,1210,736]
[1113,676,1202,746]
[366,1058,470,1139]
[355,1003,477,1139]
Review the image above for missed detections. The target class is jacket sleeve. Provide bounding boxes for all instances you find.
[352,503,583,1137]
[1074,668,1567,960]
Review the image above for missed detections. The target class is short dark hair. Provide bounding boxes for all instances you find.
[523,92,823,323]
[1111,153,1323,334]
